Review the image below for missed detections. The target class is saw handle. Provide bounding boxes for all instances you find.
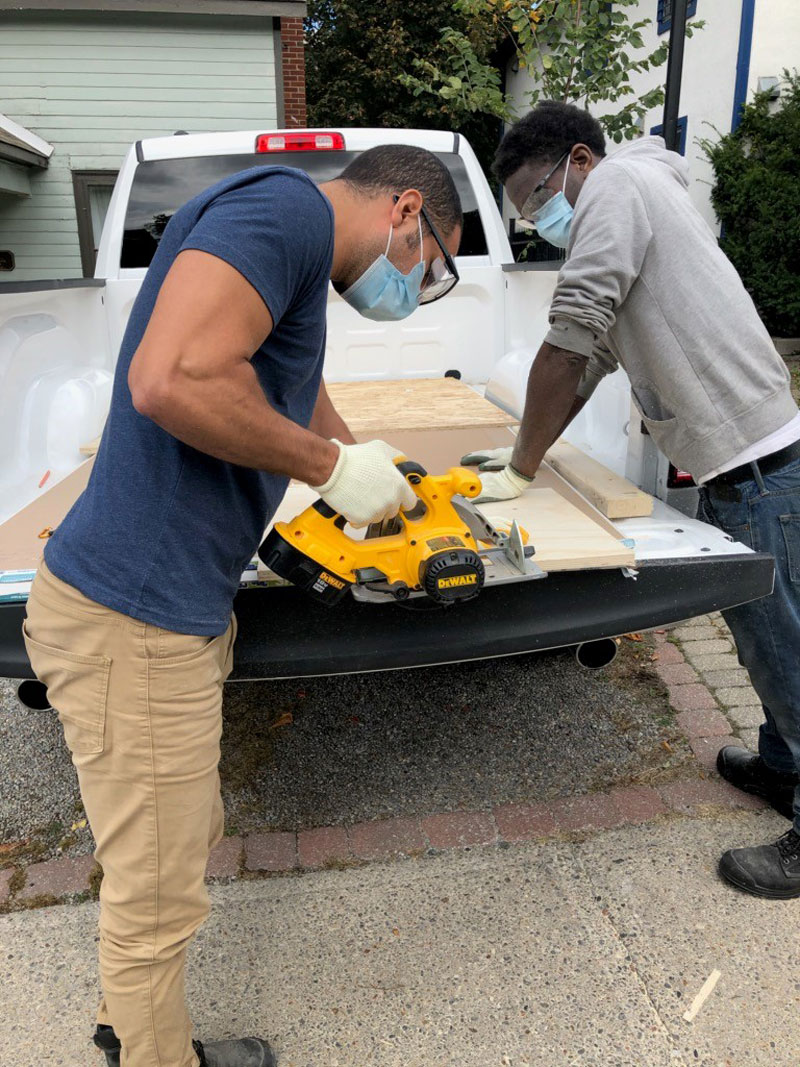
[310,456,479,529]
[395,459,428,483]
[312,499,348,529]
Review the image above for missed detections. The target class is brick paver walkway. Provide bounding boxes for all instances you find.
[0,617,768,911]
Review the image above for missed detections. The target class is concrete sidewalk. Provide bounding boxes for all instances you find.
[2,809,797,1067]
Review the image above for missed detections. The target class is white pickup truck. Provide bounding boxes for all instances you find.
[0,126,772,687]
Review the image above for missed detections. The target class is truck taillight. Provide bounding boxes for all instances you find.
[668,464,695,488]
[256,131,345,153]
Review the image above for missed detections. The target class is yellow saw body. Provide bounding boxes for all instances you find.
[259,458,538,606]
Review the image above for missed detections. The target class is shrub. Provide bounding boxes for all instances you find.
[701,70,800,337]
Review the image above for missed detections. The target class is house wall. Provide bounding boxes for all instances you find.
[0,10,279,280]
[280,15,307,127]
[505,0,800,235]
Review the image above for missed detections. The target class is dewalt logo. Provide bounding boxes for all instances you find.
[437,574,477,589]
[320,571,346,590]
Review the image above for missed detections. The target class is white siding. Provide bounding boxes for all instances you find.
[505,0,800,235]
[0,11,278,280]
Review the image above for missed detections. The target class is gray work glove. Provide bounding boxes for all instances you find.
[460,446,514,471]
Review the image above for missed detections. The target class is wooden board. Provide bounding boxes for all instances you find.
[0,460,94,572]
[266,481,632,577]
[478,489,634,572]
[78,378,517,458]
[545,439,653,519]
[326,378,518,434]
[278,425,634,574]
[7,409,634,579]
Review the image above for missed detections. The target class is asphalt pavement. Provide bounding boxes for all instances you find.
[0,640,693,862]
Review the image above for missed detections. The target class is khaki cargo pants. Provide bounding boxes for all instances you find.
[23,561,237,1067]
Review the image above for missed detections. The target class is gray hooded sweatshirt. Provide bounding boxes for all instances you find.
[543,136,797,481]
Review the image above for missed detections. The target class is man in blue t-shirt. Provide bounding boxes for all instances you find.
[23,145,462,1067]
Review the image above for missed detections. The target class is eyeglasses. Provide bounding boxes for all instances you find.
[517,150,570,230]
[393,195,460,305]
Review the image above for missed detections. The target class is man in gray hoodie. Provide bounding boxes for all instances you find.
[463,101,800,899]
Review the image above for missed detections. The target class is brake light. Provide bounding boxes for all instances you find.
[668,464,696,488]
[256,131,345,153]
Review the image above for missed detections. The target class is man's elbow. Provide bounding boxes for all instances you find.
[129,363,175,423]
[539,343,589,371]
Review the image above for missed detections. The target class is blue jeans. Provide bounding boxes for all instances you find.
[697,455,800,832]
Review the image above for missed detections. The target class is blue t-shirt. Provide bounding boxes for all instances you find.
[46,166,334,635]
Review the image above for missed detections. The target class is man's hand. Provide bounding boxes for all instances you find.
[461,448,532,502]
[472,465,532,504]
[311,440,417,528]
[460,446,514,471]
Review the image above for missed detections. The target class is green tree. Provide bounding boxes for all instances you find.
[402,0,700,143]
[701,71,800,337]
[304,1,506,172]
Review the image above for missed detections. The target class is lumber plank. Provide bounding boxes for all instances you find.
[477,488,634,571]
[326,378,518,434]
[544,439,653,519]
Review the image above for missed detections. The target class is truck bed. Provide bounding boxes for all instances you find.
[0,379,774,680]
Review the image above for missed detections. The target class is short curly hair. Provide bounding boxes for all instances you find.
[493,101,606,183]
[340,145,462,237]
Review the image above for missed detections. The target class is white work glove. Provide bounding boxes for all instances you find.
[461,447,533,503]
[311,439,417,528]
[473,465,532,503]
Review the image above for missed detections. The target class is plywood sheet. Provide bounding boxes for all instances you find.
[327,378,518,434]
[355,426,625,541]
[477,488,634,572]
[545,439,652,519]
[0,460,94,572]
[280,426,633,574]
[3,418,634,580]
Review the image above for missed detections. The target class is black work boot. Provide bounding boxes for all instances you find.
[92,1025,120,1066]
[194,1037,277,1066]
[716,745,797,820]
[93,1026,276,1066]
[719,827,800,898]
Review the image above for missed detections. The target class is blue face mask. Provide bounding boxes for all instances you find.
[532,159,573,249]
[341,217,426,321]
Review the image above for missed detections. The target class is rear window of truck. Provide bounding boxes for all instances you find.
[121,150,488,268]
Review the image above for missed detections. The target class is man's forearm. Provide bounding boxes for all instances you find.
[309,382,357,445]
[556,395,587,440]
[510,343,588,478]
[133,360,338,486]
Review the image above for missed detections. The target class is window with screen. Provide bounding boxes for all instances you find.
[121,151,488,269]
[657,0,698,35]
